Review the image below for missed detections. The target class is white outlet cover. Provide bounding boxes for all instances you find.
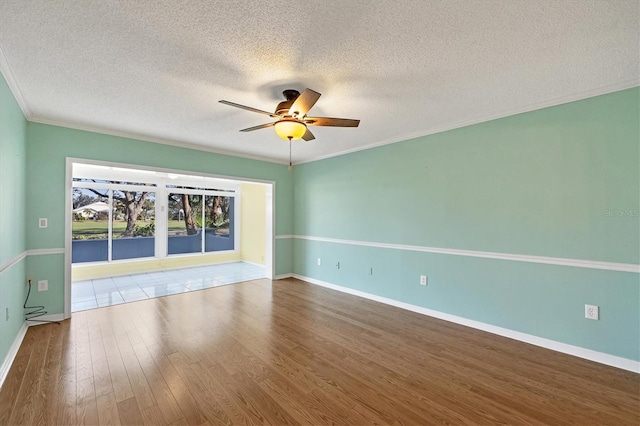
[38,218,48,228]
[317,258,322,266]
[420,275,428,286]
[585,304,599,320]
[38,280,48,292]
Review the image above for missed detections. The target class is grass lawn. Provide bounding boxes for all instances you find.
[72,220,186,238]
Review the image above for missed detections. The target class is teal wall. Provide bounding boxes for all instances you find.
[293,88,640,361]
[2,64,638,368]
[24,123,294,314]
[0,71,27,364]
[275,238,293,276]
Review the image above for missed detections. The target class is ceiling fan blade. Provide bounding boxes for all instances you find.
[302,128,315,141]
[305,117,360,127]
[219,100,280,117]
[289,89,321,118]
[239,122,275,132]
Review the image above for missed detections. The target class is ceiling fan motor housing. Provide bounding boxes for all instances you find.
[275,90,301,116]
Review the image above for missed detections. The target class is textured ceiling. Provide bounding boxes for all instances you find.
[0,1,638,164]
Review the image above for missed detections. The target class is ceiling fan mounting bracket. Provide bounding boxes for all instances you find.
[282,89,300,101]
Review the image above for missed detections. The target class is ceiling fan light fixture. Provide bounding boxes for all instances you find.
[274,119,307,140]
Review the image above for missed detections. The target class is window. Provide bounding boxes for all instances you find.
[112,190,156,260]
[72,188,110,263]
[166,192,236,255]
[205,195,234,252]
[168,193,202,255]
[71,168,238,264]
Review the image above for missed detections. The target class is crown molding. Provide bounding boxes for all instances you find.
[3,40,637,168]
[0,45,32,118]
[298,79,640,165]
[28,116,288,165]
[0,46,286,165]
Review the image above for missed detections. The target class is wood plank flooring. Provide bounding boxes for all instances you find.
[0,278,638,425]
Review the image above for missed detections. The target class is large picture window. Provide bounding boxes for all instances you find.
[71,171,238,264]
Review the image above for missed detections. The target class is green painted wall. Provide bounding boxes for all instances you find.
[293,88,640,361]
[3,66,638,366]
[24,122,294,314]
[0,71,27,364]
[275,238,293,277]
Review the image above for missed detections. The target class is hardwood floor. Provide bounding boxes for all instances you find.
[1,278,638,425]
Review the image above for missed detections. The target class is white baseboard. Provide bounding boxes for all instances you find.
[274,273,293,280]
[0,321,28,390]
[26,313,65,325]
[241,260,267,268]
[293,274,640,374]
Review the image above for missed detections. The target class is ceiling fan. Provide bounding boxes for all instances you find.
[219,88,360,168]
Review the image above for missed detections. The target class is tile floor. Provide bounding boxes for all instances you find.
[71,261,266,312]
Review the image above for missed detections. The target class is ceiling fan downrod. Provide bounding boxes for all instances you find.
[288,137,293,172]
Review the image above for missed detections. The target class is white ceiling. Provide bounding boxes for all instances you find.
[0,1,638,164]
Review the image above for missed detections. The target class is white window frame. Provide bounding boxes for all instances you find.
[165,188,239,256]
[72,182,159,262]
[71,170,240,264]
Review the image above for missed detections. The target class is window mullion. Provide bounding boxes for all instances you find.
[201,193,205,253]
[108,190,113,262]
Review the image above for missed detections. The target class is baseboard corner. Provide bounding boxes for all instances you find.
[274,273,294,280]
[26,313,65,326]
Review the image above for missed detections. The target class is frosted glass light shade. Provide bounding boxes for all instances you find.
[274,119,306,140]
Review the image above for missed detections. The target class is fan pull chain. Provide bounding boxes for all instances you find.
[288,137,292,171]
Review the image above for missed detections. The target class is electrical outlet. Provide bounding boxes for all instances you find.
[420,275,428,286]
[38,218,48,228]
[38,280,48,292]
[5,307,8,321]
[336,261,340,270]
[317,258,322,266]
[26,276,34,285]
[585,304,599,320]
